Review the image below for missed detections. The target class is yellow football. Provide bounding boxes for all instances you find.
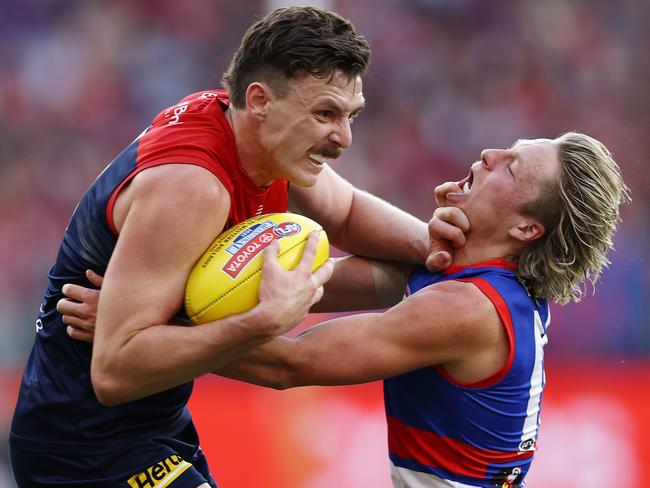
[184,213,329,325]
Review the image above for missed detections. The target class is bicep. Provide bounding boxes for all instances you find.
[95,165,230,346]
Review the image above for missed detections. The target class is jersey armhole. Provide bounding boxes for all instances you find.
[433,277,516,388]
[106,158,234,236]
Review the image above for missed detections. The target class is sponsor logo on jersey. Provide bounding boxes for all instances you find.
[127,454,191,488]
[222,220,301,278]
[167,101,189,125]
[488,466,524,488]
[518,438,536,451]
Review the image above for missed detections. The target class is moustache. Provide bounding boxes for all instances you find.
[310,145,342,160]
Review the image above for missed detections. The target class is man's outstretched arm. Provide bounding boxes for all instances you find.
[216,278,507,389]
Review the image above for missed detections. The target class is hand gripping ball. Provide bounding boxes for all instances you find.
[185,213,329,324]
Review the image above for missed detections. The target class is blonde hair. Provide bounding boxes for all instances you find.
[517,132,630,304]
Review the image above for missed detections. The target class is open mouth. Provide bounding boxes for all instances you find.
[458,168,474,193]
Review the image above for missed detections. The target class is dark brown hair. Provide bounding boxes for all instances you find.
[222,6,370,108]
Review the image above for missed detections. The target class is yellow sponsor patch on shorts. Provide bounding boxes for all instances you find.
[127,454,192,488]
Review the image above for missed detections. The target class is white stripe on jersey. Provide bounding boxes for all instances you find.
[518,309,548,450]
[390,462,479,488]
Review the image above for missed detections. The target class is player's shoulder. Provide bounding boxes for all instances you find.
[130,164,230,205]
[407,279,502,342]
[417,279,490,307]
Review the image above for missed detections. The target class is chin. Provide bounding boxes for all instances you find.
[296,165,325,187]
[287,172,319,188]
[298,176,320,187]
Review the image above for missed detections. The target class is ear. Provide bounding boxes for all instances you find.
[245,82,271,121]
[508,219,545,243]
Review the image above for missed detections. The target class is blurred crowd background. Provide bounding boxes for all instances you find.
[0,0,648,486]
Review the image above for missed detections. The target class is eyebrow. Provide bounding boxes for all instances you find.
[509,140,529,163]
[350,104,365,117]
[314,97,365,115]
[513,149,525,161]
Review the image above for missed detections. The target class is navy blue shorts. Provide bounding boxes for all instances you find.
[10,422,219,488]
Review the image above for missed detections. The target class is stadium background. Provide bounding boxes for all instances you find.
[0,0,648,486]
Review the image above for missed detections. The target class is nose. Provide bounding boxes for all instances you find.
[328,118,352,149]
[480,149,509,170]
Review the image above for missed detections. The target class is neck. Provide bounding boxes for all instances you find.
[226,107,274,187]
[449,236,520,268]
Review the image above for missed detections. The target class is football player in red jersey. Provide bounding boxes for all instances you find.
[10,6,445,488]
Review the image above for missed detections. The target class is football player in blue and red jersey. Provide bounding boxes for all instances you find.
[213,133,629,487]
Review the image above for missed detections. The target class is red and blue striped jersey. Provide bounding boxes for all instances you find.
[386,260,549,487]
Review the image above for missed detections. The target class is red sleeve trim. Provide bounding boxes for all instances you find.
[443,258,517,275]
[433,277,515,388]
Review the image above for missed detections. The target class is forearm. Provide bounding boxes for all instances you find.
[289,166,429,265]
[331,188,429,264]
[92,306,279,405]
[216,336,300,390]
[218,312,388,389]
[313,255,407,312]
